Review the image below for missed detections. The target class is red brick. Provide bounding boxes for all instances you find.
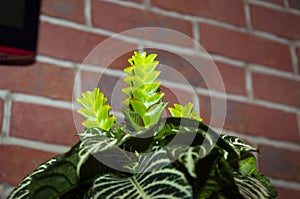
[91,1,193,47]
[81,70,126,112]
[0,99,3,132]
[264,0,284,5]
[124,0,143,3]
[251,5,300,40]
[10,102,79,145]
[259,145,300,182]
[144,49,246,95]
[41,0,85,24]
[199,96,299,142]
[38,22,107,62]
[82,41,137,68]
[161,85,195,116]
[200,23,292,71]
[289,0,300,9]
[276,186,300,199]
[151,0,245,27]
[0,62,74,101]
[0,145,57,185]
[253,73,300,107]
[214,61,246,95]
[297,47,300,73]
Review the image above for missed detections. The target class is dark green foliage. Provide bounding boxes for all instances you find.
[8,51,277,198]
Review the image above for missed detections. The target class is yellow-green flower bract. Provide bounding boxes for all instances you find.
[168,102,203,122]
[77,88,115,131]
[122,51,168,130]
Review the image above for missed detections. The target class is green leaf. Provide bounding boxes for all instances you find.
[77,88,115,131]
[251,171,278,198]
[169,103,203,122]
[221,135,257,154]
[122,109,144,131]
[82,119,100,128]
[143,82,160,95]
[238,153,257,176]
[144,70,161,83]
[234,173,276,199]
[145,92,165,108]
[132,88,147,102]
[7,142,82,199]
[168,108,182,117]
[144,102,168,127]
[77,108,96,119]
[87,148,193,199]
[77,135,121,176]
[130,98,147,117]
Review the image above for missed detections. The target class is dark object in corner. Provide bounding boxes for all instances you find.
[0,0,41,65]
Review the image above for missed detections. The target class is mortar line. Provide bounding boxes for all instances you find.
[192,21,200,51]
[218,128,300,152]
[297,112,300,139]
[84,0,92,27]
[73,64,82,99]
[0,137,70,153]
[270,177,300,190]
[101,0,145,9]
[246,65,254,102]
[12,93,73,110]
[196,85,299,113]
[290,45,299,75]
[40,14,296,57]
[36,55,75,68]
[249,0,300,15]
[244,0,253,32]
[1,91,12,137]
[249,63,300,81]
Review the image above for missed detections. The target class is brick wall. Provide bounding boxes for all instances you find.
[1,0,300,198]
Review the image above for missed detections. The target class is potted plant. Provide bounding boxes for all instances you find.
[8,51,277,199]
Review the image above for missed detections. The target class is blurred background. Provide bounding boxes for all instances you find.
[0,0,300,198]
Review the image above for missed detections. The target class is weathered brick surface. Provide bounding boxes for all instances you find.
[0,99,3,133]
[289,0,300,9]
[297,47,300,73]
[276,186,300,199]
[199,96,299,142]
[264,0,285,5]
[259,145,300,182]
[91,0,194,47]
[151,0,246,26]
[253,72,300,107]
[200,23,292,71]
[38,22,107,62]
[251,4,300,40]
[124,0,143,3]
[10,102,79,145]
[81,70,126,112]
[141,49,246,95]
[41,0,85,24]
[1,0,300,192]
[0,145,57,186]
[0,62,74,101]
[214,61,246,95]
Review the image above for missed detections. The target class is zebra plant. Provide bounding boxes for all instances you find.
[8,51,277,199]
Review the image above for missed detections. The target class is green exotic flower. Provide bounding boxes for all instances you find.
[122,51,168,130]
[76,88,115,131]
[169,102,203,122]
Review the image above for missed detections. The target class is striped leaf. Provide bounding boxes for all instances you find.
[221,135,257,155]
[234,172,277,199]
[87,147,193,199]
[7,143,82,199]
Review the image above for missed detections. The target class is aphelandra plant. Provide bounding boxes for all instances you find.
[8,51,277,199]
